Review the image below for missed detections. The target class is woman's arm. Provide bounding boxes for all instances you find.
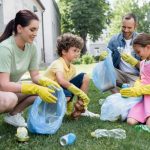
[29,70,41,84]
[0,73,21,92]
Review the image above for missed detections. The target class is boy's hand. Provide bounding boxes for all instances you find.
[67,84,90,107]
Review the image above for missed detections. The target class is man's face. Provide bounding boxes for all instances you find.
[121,18,136,40]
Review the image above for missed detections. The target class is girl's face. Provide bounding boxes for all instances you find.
[133,44,150,60]
[62,47,81,62]
[17,19,39,43]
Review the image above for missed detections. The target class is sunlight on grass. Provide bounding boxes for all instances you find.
[1,63,150,149]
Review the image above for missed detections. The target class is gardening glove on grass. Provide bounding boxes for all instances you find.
[121,53,139,67]
[66,101,74,115]
[21,83,57,103]
[99,51,108,61]
[67,84,90,108]
[120,84,150,97]
[38,77,60,90]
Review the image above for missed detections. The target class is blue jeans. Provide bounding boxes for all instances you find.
[62,73,85,98]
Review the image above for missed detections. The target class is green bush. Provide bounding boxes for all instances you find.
[73,58,82,64]
[93,55,99,62]
[81,54,94,64]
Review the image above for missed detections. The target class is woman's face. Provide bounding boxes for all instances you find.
[18,19,39,43]
[133,44,150,60]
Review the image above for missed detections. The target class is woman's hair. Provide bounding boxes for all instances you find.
[56,33,84,56]
[133,33,150,47]
[0,9,39,42]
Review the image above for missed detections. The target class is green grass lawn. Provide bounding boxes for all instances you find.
[0,64,150,150]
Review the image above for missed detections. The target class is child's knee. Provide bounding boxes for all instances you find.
[83,74,90,83]
[0,93,18,112]
[127,118,138,125]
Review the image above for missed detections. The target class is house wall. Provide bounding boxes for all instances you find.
[42,0,61,64]
[86,37,107,56]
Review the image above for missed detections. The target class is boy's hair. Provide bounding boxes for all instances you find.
[133,33,150,47]
[56,33,84,56]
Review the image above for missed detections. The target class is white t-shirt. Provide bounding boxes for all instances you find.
[119,39,139,75]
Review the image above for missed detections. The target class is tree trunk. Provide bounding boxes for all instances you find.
[80,34,87,55]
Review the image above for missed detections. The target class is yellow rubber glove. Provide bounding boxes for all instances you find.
[120,84,150,97]
[121,53,139,67]
[67,84,90,108]
[133,79,142,87]
[66,101,74,115]
[99,51,108,61]
[21,83,57,103]
[38,77,60,90]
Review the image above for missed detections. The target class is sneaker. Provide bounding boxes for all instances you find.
[4,113,27,127]
[81,109,100,118]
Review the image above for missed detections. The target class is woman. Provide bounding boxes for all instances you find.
[0,10,60,127]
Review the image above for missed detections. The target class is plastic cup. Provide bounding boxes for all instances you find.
[60,133,76,146]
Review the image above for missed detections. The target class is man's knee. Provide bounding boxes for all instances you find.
[0,92,18,113]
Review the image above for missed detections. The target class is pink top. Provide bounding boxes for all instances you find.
[140,60,150,85]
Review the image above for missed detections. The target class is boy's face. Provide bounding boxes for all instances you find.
[133,44,150,60]
[62,47,81,62]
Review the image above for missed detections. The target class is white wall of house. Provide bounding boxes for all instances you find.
[42,0,61,64]
[86,37,107,56]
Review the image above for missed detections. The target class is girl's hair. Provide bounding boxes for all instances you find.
[56,33,84,56]
[0,9,39,42]
[133,33,150,47]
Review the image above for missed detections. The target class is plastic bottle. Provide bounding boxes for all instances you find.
[91,128,126,139]
[121,83,131,98]
[135,125,150,133]
[60,133,76,146]
[121,83,130,89]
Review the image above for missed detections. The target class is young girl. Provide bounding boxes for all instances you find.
[0,10,60,127]
[43,33,95,119]
[120,33,150,126]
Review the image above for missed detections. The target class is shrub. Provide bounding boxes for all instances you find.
[93,55,99,62]
[81,54,94,64]
[73,58,82,64]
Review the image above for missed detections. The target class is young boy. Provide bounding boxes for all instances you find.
[43,33,91,119]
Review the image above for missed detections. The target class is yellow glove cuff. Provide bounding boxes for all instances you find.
[99,51,108,61]
[67,84,90,107]
[38,77,60,89]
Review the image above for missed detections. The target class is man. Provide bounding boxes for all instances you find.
[100,13,140,92]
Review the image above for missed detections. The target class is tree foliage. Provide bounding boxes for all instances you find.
[107,0,150,38]
[58,0,110,53]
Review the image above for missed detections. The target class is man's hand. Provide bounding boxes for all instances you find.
[99,51,108,61]
[121,53,139,67]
